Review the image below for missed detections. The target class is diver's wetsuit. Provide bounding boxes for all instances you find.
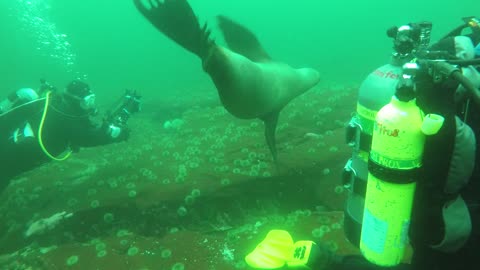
[408,63,480,270]
[0,95,128,192]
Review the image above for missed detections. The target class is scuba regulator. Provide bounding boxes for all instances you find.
[387,21,433,57]
[39,79,57,96]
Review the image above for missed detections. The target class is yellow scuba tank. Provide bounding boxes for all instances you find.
[359,70,444,266]
[343,21,433,249]
[343,59,405,248]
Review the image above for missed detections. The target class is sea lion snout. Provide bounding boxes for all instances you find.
[297,67,321,90]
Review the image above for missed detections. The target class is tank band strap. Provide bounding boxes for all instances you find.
[359,132,372,152]
[368,157,419,184]
[353,175,367,196]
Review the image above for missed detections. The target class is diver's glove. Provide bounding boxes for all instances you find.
[106,124,131,140]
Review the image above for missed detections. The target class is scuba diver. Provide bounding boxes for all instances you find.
[342,17,480,270]
[0,79,141,192]
[243,17,480,270]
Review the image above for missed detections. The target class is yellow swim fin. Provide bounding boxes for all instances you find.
[245,230,294,269]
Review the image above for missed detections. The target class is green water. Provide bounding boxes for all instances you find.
[0,0,478,101]
[0,1,478,268]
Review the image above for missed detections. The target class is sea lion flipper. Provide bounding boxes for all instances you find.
[133,0,213,59]
[217,15,271,62]
[261,111,280,164]
[135,0,320,165]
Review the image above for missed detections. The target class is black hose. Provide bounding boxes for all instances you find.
[447,58,480,66]
[451,70,480,107]
[421,61,480,107]
[439,23,469,41]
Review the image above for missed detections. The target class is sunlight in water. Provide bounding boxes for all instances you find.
[14,0,77,73]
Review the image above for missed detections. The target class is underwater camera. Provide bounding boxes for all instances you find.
[107,89,141,126]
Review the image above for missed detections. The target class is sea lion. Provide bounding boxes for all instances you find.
[133,0,320,163]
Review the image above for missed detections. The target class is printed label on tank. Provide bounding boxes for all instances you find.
[374,121,400,137]
[397,219,410,248]
[357,103,377,121]
[373,69,400,79]
[356,103,376,135]
[369,150,421,169]
[362,208,387,253]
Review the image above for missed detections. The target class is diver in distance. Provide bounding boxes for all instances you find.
[0,79,141,192]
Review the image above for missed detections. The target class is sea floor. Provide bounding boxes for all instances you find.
[0,84,406,269]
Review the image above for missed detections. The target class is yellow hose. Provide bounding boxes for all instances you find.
[38,91,72,161]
